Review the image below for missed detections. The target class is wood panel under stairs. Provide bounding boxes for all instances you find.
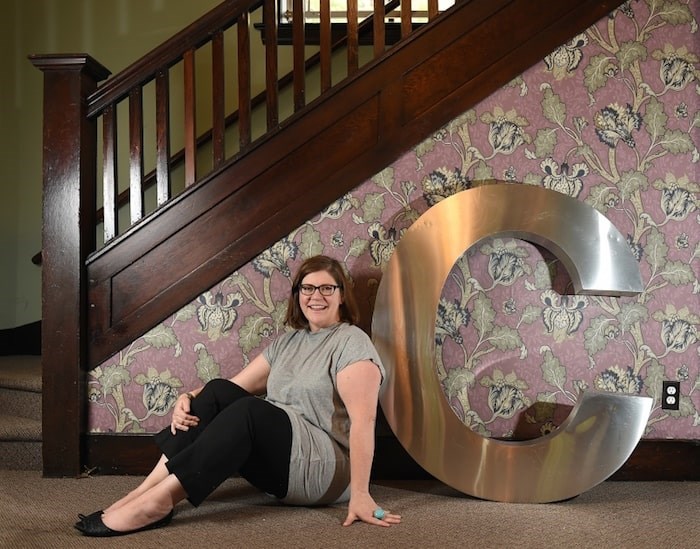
[0,356,42,470]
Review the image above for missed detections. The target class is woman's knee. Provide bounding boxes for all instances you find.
[198,378,244,401]
[194,378,253,415]
[201,377,231,393]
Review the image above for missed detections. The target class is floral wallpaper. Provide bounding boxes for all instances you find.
[88,0,699,441]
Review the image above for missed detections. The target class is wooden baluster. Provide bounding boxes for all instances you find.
[155,69,171,206]
[347,0,359,74]
[238,11,252,149]
[183,49,197,186]
[292,0,305,111]
[264,0,279,130]
[320,0,332,92]
[401,0,412,38]
[428,0,438,20]
[374,0,386,57]
[212,31,225,168]
[128,87,144,223]
[102,105,118,241]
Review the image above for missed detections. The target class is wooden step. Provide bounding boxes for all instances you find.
[0,356,42,470]
[0,414,42,441]
[0,414,42,471]
[0,440,42,471]
[0,355,41,421]
[0,356,42,393]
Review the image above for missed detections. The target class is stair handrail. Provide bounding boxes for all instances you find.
[29,0,409,267]
[92,0,405,226]
[86,0,261,118]
[75,0,439,254]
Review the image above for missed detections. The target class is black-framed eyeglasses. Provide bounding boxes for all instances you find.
[298,284,340,296]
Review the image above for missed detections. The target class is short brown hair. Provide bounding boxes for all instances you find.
[285,255,360,329]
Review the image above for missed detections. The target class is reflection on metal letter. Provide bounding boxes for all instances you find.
[372,183,651,503]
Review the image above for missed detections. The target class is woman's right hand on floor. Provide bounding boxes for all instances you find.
[170,393,200,434]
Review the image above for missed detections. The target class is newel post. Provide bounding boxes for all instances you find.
[29,54,110,477]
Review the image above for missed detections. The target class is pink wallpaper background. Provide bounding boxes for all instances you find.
[88,1,699,441]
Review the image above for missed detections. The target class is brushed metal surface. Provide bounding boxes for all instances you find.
[372,183,650,503]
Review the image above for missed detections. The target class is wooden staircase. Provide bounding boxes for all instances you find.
[31,0,627,476]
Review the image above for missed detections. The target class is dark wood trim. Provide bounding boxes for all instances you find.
[255,21,423,45]
[607,439,700,481]
[84,434,699,481]
[29,55,111,478]
[85,434,161,476]
[373,438,700,482]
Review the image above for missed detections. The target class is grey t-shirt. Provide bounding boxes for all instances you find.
[262,322,384,505]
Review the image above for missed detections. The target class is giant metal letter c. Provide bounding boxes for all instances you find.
[371,183,652,503]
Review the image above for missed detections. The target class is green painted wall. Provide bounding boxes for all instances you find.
[0,0,222,329]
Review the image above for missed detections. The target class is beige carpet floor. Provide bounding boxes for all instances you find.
[0,471,697,548]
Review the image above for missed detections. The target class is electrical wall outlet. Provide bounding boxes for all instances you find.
[661,381,681,410]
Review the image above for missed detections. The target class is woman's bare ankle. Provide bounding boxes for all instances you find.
[103,488,144,514]
[102,492,172,532]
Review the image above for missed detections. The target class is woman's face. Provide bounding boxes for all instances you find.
[298,269,343,332]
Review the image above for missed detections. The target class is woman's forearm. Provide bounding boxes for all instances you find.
[348,419,377,495]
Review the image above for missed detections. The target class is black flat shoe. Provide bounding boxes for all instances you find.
[75,509,103,528]
[77,509,174,537]
[77,510,103,521]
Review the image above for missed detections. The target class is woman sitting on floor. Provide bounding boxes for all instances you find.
[75,254,401,536]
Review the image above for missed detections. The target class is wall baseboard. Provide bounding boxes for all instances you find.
[84,434,698,481]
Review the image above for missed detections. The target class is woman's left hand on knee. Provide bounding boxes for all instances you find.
[170,394,200,434]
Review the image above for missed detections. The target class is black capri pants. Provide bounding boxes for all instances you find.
[153,378,293,506]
